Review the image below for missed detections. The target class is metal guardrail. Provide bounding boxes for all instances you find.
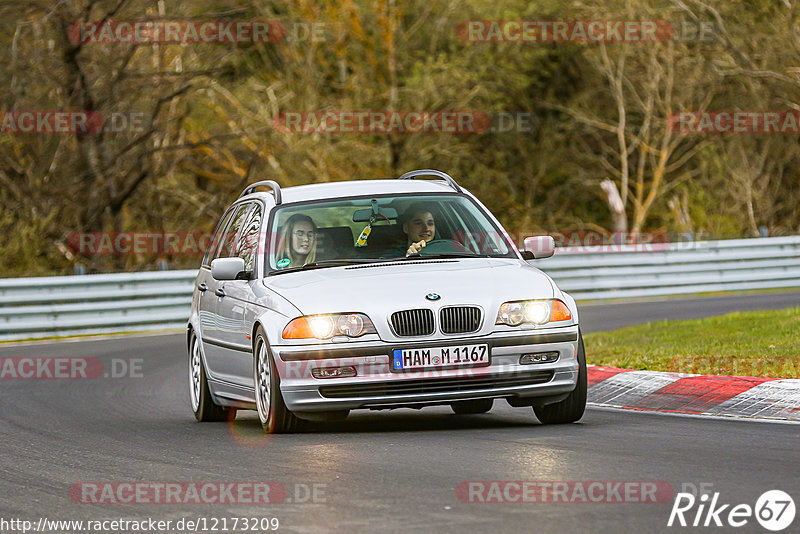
[0,271,197,341]
[0,236,798,341]
[535,235,800,300]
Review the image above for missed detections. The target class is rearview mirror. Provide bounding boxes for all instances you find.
[523,236,555,259]
[353,207,398,222]
[211,257,249,280]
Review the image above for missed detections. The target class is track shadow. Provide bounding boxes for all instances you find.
[224,407,546,435]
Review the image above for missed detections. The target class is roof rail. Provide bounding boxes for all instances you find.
[397,169,462,193]
[238,180,282,204]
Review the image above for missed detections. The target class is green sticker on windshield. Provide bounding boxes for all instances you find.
[277,258,291,268]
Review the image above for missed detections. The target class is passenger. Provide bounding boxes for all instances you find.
[277,214,317,267]
[400,202,437,256]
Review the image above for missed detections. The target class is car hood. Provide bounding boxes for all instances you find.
[264,258,555,317]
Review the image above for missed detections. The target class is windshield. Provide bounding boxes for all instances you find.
[266,193,516,273]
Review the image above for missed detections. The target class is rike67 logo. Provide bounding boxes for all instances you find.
[668,489,795,531]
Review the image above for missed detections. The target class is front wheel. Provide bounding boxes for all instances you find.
[189,332,235,422]
[254,328,303,433]
[533,330,587,424]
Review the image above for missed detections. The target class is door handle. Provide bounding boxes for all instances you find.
[214,287,226,298]
[197,283,208,292]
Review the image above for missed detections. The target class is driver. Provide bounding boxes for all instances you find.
[401,202,437,256]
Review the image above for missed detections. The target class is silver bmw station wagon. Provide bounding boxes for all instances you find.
[188,170,586,433]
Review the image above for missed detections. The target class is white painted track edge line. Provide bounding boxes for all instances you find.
[587,404,800,425]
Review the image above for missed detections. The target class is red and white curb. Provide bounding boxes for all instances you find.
[587,366,800,421]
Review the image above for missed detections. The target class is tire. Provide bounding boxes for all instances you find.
[189,332,235,422]
[254,327,303,433]
[533,330,587,424]
[451,398,493,414]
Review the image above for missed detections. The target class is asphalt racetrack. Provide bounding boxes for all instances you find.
[1,291,799,533]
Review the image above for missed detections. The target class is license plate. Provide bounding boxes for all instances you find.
[391,344,490,371]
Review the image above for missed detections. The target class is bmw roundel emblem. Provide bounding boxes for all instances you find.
[425,293,441,301]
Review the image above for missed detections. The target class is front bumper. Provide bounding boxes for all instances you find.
[272,326,580,413]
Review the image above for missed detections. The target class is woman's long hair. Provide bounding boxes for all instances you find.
[277,213,317,266]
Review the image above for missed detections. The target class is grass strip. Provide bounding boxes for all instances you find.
[584,307,800,378]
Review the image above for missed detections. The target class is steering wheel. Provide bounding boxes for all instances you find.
[418,239,469,255]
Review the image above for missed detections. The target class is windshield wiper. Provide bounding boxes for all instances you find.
[403,253,489,260]
[304,259,384,267]
[269,258,382,275]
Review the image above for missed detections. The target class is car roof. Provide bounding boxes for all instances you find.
[243,179,466,206]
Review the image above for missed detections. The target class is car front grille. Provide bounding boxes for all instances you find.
[440,306,482,334]
[390,309,435,337]
[318,370,554,398]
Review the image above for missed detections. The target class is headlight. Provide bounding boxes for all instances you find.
[496,299,572,327]
[282,313,376,340]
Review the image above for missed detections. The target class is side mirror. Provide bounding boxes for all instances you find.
[523,236,555,259]
[211,257,249,280]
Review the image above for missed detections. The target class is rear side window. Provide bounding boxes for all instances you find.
[209,202,264,274]
[202,209,235,267]
[236,203,263,272]
[214,203,252,261]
